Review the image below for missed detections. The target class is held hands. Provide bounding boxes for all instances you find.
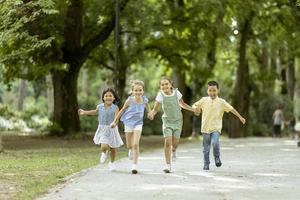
[147,111,154,120]
[110,121,117,128]
[194,107,201,116]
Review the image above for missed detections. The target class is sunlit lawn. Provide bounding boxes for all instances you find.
[0,135,165,200]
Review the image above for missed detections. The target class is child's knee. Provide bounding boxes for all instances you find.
[100,144,108,151]
[132,143,139,149]
[165,140,172,148]
[211,141,217,147]
[111,148,116,153]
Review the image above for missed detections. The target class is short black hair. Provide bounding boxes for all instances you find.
[207,81,219,89]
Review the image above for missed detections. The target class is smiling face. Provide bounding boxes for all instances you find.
[160,79,172,94]
[132,84,144,97]
[207,85,219,99]
[102,91,115,105]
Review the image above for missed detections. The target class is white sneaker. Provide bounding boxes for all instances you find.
[131,164,138,174]
[100,152,108,164]
[163,164,171,173]
[128,149,133,160]
[172,151,176,162]
[109,162,116,171]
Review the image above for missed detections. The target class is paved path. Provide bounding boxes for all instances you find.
[39,138,300,200]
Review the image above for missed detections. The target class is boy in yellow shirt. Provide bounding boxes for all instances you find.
[193,81,246,170]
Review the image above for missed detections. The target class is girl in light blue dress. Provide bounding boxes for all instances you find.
[79,88,123,171]
[111,80,151,174]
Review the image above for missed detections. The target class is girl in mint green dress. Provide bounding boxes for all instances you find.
[150,77,197,173]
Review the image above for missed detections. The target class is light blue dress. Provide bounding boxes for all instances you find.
[93,103,124,148]
[120,96,148,128]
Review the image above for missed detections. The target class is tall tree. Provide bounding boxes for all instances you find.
[1,0,130,135]
[17,79,26,111]
[0,135,2,152]
[228,0,255,138]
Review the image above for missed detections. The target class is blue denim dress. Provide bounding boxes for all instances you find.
[93,103,124,147]
[120,96,148,128]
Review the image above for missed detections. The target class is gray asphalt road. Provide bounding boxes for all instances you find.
[38,137,300,200]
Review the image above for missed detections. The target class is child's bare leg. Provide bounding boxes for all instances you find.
[125,132,133,149]
[164,137,172,164]
[100,144,109,152]
[132,131,141,164]
[110,148,116,162]
[172,136,179,152]
[100,144,109,164]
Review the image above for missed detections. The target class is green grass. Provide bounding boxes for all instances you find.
[0,135,165,200]
[0,147,104,199]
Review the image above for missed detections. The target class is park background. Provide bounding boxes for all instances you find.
[0,0,300,199]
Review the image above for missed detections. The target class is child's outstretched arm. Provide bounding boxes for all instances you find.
[110,101,129,128]
[179,99,196,113]
[230,108,246,124]
[78,106,98,115]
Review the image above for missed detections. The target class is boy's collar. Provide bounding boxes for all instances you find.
[209,96,219,100]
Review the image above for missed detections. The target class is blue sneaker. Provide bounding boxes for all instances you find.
[203,165,209,170]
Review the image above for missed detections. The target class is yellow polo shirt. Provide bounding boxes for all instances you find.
[193,97,233,134]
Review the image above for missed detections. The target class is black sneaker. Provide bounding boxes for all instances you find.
[215,157,222,167]
[131,164,138,174]
[163,164,171,173]
[203,165,209,170]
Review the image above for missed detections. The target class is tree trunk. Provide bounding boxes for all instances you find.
[286,54,295,100]
[173,67,193,137]
[82,68,89,97]
[229,14,253,138]
[117,45,129,101]
[51,65,81,135]
[116,64,127,101]
[0,135,3,152]
[17,79,26,111]
[46,75,54,114]
[278,48,288,95]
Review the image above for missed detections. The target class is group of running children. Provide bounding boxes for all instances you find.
[78,77,246,174]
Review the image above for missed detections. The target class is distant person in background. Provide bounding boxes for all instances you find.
[272,105,284,138]
[288,116,296,139]
[295,117,300,147]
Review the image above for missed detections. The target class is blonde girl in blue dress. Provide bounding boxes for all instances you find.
[78,88,123,171]
[111,80,152,174]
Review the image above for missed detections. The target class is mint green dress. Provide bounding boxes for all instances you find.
[160,89,183,138]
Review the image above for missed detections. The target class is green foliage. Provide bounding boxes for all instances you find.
[77,94,99,132]
[1,0,300,137]
[0,96,51,132]
[0,104,15,118]
[47,122,63,135]
[0,1,58,82]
